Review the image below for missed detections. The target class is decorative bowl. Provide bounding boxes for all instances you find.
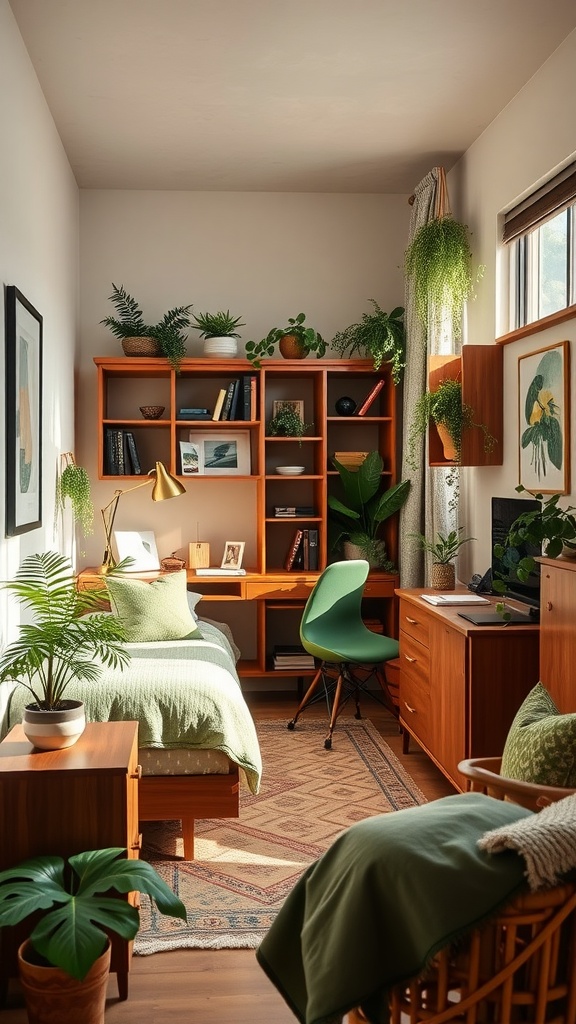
[275,466,306,475]
[139,405,165,419]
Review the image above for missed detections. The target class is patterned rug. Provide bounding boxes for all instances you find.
[134,718,426,953]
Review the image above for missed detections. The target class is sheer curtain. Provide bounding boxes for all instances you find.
[399,167,455,587]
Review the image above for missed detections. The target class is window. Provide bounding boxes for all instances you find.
[504,164,576,331]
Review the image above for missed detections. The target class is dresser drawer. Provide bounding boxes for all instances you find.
[398,600,430,647]
[399,656,431,746]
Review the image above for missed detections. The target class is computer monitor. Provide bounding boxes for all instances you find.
[491,496,541,608]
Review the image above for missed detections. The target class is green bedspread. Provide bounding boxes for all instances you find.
[2,621,261,794]
[256,792,532,1024]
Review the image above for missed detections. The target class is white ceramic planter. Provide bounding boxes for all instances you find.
[22,700,86,750]
[203,336,238,357]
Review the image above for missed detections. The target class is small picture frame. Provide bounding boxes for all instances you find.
[221,541,245,570]
[272,399,304,420]
[179,440,202,475]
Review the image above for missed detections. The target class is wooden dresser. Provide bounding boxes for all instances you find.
[538,556,576,712]
[395,590,540,789]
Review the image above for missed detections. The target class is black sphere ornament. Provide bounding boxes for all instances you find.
[335,396,357,416]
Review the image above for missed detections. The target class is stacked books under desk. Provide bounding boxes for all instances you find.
[273,645,315,670]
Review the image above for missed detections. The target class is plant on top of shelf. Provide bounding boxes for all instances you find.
[100,283,193,372]
[404,217,484,338]
[190,310,245,339]
[327,451,410,569]
[330,300,405,383]
[267,403,313,445]
[245,313,326,368]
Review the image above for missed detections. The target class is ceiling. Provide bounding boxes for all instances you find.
[9,0,576,193]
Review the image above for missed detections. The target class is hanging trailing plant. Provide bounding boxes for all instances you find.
[56,454,94,537]
[404,217,484,337]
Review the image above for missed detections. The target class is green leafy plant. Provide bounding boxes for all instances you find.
[100,283,192,372]
[245,313,326,368]
[327,451,410,569]
[407,378,495,479]
[493,486,576,596]
[267,402,313,445]
[191,310,245,338]
[404,217,484,337]
[0,551,129,711]
[0,847,186,981]
[55,455,94,537]
[331,300,405,383]
[410,527,474,564]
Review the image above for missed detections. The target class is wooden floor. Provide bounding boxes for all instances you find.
[2,693,455,1023]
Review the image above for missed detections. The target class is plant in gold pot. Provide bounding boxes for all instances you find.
[410,528,474,590]
[245,313,326,368]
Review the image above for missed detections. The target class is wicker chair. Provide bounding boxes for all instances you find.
[348,760,576,1024]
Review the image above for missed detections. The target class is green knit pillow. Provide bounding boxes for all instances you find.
[106,571,203,643]
[501,682,576,787]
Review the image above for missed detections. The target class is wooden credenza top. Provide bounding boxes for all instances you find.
[0,721,139,774]
[395,588,540,637]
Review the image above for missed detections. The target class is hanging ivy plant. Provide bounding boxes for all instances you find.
[404,217,484,337]
[56,458,94,537]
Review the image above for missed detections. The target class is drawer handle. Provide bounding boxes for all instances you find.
[403,701,416,714]
[405,616,418,625]
[404,655,416,663]
[131,765,143,780]
[131,833,143,851]
[547,601,553,612]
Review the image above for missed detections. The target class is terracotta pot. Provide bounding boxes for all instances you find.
[18,939,111,1024]
[279,334,307,360]
[22,700,85,750]
[431,562,455,591]
[121,336,161,357]
[435,422,457,462]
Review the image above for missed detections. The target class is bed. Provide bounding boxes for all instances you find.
[1,616,262,860]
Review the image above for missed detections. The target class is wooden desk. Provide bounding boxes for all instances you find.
[0,721,140,1001]
[395,590,540,789]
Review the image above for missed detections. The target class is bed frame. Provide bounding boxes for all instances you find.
[138,765,240,859]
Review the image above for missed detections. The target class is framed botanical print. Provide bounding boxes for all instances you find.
[518,340,570,494]
[5,286,43,535]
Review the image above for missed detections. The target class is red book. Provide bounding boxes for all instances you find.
[356,378,384,416]
[284,529,303,571]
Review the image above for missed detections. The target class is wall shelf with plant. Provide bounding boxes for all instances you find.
[425,347,503,468]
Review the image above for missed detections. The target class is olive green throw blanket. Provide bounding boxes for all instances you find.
[256,793,531,1024]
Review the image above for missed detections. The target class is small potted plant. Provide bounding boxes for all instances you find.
[266,402,313,445]
[0,551,128,749]
[410,528,474,590]
[100,283,193,372]
[330,300,405,383]
[0,847,186,1024]
[190,309,245,357]
[245,313,326,368]
[327,451,411,569]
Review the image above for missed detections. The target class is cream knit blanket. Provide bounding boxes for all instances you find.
[478,793,576,891]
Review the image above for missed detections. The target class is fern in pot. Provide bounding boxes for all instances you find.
[101,283,192,372]
[331,300,405,383]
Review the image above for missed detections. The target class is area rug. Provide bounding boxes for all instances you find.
[134,718,426,953]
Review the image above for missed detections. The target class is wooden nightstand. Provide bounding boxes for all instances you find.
[0,720,140,1001]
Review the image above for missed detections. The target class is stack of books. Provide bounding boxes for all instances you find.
[274,506,315,517]
[178,407,211,420]
[273,645,315,670]
[333,451,368,471]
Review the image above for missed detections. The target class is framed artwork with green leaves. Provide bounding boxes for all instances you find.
[518,340,570,494]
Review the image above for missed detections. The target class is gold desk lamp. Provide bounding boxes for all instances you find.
[99,461,186,574]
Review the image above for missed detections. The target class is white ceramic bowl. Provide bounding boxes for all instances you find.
[275,466,306,475]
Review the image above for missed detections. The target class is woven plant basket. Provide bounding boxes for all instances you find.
[121,336,161,357]
[430,562,455,591]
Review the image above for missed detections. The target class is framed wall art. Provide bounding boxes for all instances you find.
[186,430,251,475]
[5,286,43,536]
[114,530,160,571]
[518,340,570,494]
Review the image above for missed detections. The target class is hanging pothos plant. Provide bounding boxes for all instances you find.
[404,217,484,337]
[56,454,94,537]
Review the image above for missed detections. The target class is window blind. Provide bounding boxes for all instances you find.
[502,163,576,244]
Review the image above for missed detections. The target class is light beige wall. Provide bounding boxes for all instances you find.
[448,28,576,580]
[77,189,409,569]
[0,0,79,643]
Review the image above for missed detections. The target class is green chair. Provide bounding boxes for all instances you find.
[287,560,399,749]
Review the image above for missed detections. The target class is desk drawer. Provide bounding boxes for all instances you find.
[399,600,430,646]
[399,631,430,690]
[399,650,431,747]
[245,580,316,600]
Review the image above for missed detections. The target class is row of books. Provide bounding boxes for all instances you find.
[212,376,257,421]
[284,528,319,571]
[104,427,142,475]
[273,644,315,670]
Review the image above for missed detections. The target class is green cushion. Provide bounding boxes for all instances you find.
[106,571,203,643]
[501,682,576,787]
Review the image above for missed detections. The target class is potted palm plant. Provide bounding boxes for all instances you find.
[0,552,129,750]
[327,451,410,569]
[100,283,193,372]
[245,313,326,368]
[330,300,405,383]
[190,309,245,357]
[0,847,186,1024]
[410,528,474,590]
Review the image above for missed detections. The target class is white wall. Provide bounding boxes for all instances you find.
[0,0,79,643]
[77,189,409,569]
[448,28,576,580]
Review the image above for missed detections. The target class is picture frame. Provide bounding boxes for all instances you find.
[272,399,304,420]
[114,530,160,571]
[221,541,245,570]
[5,286,43,536]
[187,430,251,476]
[179,440,202,475]
[518,340,570,494]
